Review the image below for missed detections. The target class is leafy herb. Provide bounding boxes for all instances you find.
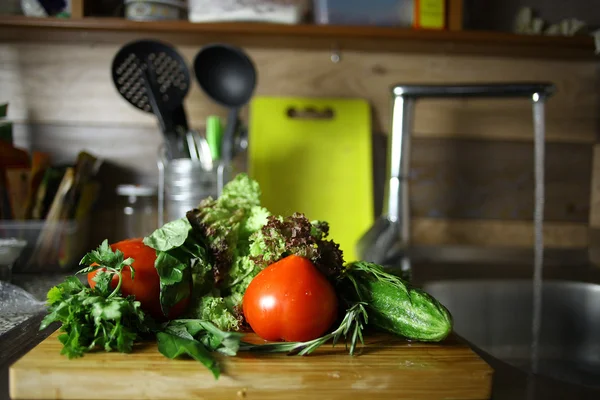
[40,241,148,358]
[43,241,241,378]
[157,332,220,378]
[239,303,368,356]
[153,250,191,316]
[164,319,244,356]
[158,319,245,379]
[78,239,135,297]
[143,218,192,252]
[144,218,206,316]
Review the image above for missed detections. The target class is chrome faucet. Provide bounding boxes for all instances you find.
[357,83,556,278]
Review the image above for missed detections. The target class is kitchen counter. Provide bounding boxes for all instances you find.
[0,275,62,337]
[3,313,599,400]
[0,274,65,400]
[3,267,600,400]
[0,314,32,337]
[0,314,55,400]
[476,348,600,400]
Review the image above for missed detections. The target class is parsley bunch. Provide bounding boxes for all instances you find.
[41,240,244,379]
[40,240,150,358]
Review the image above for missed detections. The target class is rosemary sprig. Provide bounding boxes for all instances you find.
[239,302,368,356]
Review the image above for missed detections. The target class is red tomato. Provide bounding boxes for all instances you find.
[242,255,338,342]
[87,238,188,320]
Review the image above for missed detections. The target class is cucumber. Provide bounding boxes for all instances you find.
[340,261,452,342]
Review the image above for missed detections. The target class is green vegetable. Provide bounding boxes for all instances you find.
[43,241,243,379]
[249,213,344,278]
[216,173,262,210]
[186,294,241,332]
[185,174,266,285]
[41,241,149,358]
[240,302,368,356]
[183,174,270,329]
[157,332,219,378]
[143,218,205,316]
[164,319,244,356]
[182,175,348,331]
[153,250,191,316]
[339,262,452,342]
[43,172,456,382]
[240,206,271,241]
[158,319,244,379]
[143,218,192,252]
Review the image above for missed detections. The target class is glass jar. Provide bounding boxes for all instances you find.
[115,185,158,241]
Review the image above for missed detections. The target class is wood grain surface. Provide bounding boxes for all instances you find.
[10,331,493,400]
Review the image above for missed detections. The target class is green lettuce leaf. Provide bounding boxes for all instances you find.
[143,218,192,252]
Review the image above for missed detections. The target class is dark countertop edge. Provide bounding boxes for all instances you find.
[0,314,57,370]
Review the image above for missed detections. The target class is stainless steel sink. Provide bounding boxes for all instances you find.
[424,280,600,388]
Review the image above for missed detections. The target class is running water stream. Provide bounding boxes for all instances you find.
[528,93,546,397]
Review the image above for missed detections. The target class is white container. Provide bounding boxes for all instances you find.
[188,0,308,24]
[125,0,187,21]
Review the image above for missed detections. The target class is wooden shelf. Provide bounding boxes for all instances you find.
[0,15,596,59]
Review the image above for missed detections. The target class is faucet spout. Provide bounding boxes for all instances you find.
[357,82,556,278]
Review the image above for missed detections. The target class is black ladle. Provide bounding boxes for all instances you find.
[193,44,257,164]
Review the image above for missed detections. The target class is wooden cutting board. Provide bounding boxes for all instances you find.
[248,97,374,262]
[10,331,492,400]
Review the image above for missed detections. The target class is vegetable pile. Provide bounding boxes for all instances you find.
[42,174,453,378]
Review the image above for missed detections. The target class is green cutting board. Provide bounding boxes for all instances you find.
[248,96,373,262]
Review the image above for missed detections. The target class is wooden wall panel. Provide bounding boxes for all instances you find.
[13,122,591,249]
[3,40,597,251]
[412,218,588,248]
[15,124,592,222]
[411,139,591,222]
[1,43,598,143]
[590,145,600,228]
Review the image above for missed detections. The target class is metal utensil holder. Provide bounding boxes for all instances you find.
[357,83,556,277]
[157,146,231,226]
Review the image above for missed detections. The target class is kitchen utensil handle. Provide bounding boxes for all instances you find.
[142,63,181,159]
[206,116,222,161]
[186,132,199,161]
[172,104,189,132]
[174,105,192,158]
[140,71,168,133]
[222,108,239,164]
